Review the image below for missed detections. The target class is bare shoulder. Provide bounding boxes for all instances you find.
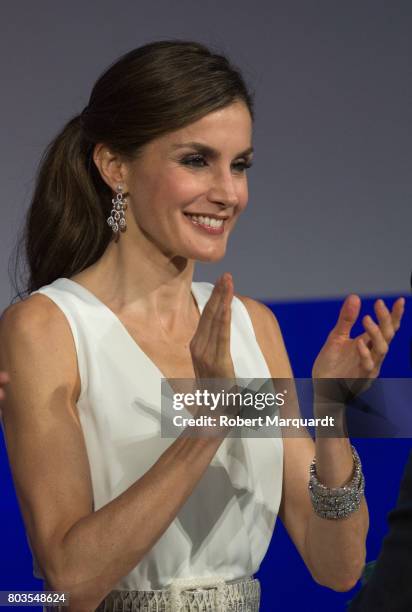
[234,293,294,378]
[0,293,80,403]
[235,294,278,329]
[1,292,64,330]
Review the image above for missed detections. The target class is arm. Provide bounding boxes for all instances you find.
[0,296,225,612]
[237,295,368,591]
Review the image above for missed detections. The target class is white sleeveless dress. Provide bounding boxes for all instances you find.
[29,277,283,596]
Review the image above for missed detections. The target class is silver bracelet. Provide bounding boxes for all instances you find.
[308,444,365,519]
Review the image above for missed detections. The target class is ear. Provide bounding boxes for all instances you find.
[92,143,129,192]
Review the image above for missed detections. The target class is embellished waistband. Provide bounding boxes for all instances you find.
[95,575,261,611]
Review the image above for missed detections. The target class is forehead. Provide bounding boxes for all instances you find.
[178,101,252,138]
[149,101,253,154]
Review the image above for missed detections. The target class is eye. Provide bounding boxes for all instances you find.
[180,155,253,173]
[233,160,253,173]
[180,154,207,167]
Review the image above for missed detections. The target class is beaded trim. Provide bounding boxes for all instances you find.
[92,576,261,612]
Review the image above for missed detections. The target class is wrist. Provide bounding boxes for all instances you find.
[308,444,365,520]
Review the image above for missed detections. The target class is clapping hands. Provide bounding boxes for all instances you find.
[312,294,405,399]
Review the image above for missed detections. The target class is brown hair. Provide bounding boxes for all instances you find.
[11,39,255,301]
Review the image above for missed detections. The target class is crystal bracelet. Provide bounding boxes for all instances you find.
[308,444,365,519]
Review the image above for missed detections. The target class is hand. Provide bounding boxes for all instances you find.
[312,295,405,399]
[188,273,238,433]
[189,272,235,381]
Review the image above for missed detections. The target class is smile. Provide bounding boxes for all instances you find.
[183,213,226,235]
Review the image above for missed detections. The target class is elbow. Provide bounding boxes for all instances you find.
[312,572,362,593]
[35,538,98,611]
[38,534,113,612]
[47,581,100,612]
[43,563,100,612]
[309,539,366,593]
[311,560,365,593]
[328,576,361,593]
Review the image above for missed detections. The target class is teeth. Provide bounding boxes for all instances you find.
[187,214,224,228]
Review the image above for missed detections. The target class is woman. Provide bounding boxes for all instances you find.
[0,40,404,611]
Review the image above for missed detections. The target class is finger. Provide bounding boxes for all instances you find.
[357,338,375,374]
[209,274,233,358]
[192,275,225,351]
[374,299,396,343]
[390,297,405,332]
[207,296,226,361]
[332,294,361,339]
[362,314,389,365]
[355,328,373,350]
[215,275,234,357]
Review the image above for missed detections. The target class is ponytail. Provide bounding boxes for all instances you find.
[14,114,112,297]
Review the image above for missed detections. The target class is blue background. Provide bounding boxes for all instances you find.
[1,293,410,611]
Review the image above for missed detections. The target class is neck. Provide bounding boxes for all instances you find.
[72,232,199,332]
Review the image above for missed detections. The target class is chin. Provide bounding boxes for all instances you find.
[192,250,226,263]
[172,235,229,262]
[180,244,226,263]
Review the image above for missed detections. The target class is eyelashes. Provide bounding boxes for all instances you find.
[180,154,253,173]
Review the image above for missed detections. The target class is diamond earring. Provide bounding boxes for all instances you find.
[107,184,127,233]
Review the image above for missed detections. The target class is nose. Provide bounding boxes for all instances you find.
[207,168,240,209]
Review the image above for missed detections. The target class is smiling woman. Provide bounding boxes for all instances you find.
[87,99,253,266]
[0,39,384,612]
[0,40,269,612]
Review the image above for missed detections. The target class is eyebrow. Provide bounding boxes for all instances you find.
[171,141,254,158]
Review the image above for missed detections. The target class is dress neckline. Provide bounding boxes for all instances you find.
[58,277,205,381]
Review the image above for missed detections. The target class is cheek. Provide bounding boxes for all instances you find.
[159,169,203,203]
[237,182,249,211]
[130,174,192,220]
[172,172,206,204]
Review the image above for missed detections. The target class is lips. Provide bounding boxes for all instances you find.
[183,213,229,220]
[183,212,226,235]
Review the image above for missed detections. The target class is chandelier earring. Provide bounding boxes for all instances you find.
[107,184,127,233]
